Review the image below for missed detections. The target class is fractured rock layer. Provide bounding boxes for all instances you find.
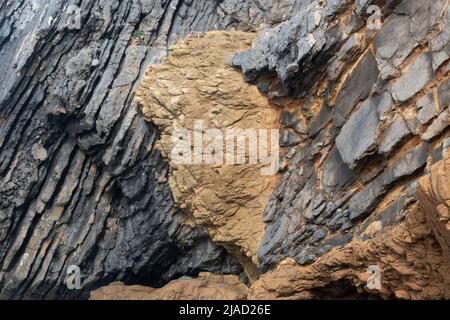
[232,0,450,273]
[91,152,450,300]
[1,0,450,300]
[0,0,302,299]
[135,31,280,281]
[249,151,450,300]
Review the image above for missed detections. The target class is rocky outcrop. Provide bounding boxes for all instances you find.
[248,152,450,300]
[1,0,449,300]
[90,272,248,300]
[231,0,450,272]
[0,0,303,299]
[135,31,280,281]
[417,152,450,260]
[90,150,450,300]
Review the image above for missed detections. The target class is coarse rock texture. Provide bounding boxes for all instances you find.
[94,151,450,300]
[135,31,280,281]
[248,151,450,300]
[417,152,450,260]
[0,0,305,299]
[1,0,450,300]
[231,0,450,273]
[90,272,248,300]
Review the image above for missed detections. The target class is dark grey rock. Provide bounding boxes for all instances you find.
[0,0,302,299]
[340,221,353,231]
[422,109,450,142]
[374,15,417,78]
[304,193,327,221]
[336,97,380,169]
[417,91,438,125]
[309,101,332,137]
[438,78,450,110]
[327,33,366,81]
[231,0,351,95]
[391,52,435,102]
[324,233,352,249]
[375,0,447,79]
[348,177,387,222]
[383,143,428,186]
[280,111,295,128]
[430,7,450,70]
[280,128,304,147]
[394,0,447,42]
[327,209,350,231]
[322,147,355,193]
[310,229,327,244]
[376,91,393,118]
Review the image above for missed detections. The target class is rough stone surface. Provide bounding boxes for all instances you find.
[333,50,379,127]
[232,0,450,275]
[93,152,450,300]
[417,91,439,125]
[391,53,435,102]
[135,31,280,281]
[379,117,411,155]
[336,98,380,169]
[90,272,248,300]
[0,0,300,299]
[1,0,450,300]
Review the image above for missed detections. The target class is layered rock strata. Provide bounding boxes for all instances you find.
[0,0,302,299]
[91,272,248,300]
[231,0,450,273]
[117,0,450,299]
[92,151,450,300]
[135,31,280,281]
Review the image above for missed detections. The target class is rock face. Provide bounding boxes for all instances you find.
[135,31,280,281]
[90,272,248,300]
[0,0,304,299]
[232,0,450,274]
[92,150,450,300]
[1,0,450,300]
[249,151,450,300]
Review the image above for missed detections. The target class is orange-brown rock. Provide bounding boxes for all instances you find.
[248,152,450,300]
[91,152,450,300]
[90,273,248,300]
[135,31,280,281]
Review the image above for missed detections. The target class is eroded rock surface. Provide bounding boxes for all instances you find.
[232,0,450,273]
[135,31,280,281]
[93,152,450,300]
[249,151,450,300]
[90,272,248,300]
[1,0,450,300]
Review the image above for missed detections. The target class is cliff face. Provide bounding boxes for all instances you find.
[135,30,280,281]
[1,0,450,300]
[0,0,298,299]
